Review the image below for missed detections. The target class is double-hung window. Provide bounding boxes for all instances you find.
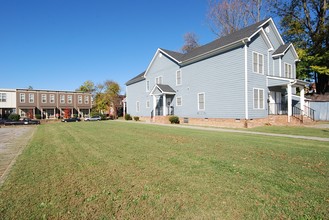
[78,95,82,104]
[20,93,25,103]
[146,100,150,108]
[136,101,140,112]
[50,94,55,103]
[176,97,182,106]
[198,93,205,111]
[0,93,7,102]
[60,95,65,104]
[146,80,150,92]
[41,94,47,103]
[253,52,264,74]
[29,94,34,103]
[176,70,182,85]
[155,76,163,84]
[253,88,264,109]
[67,95,72,104]
[284,63,292,78]
[84,96,89,104]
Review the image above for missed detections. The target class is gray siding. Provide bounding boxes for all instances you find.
[126,80,148,117]
[310,102,329,121]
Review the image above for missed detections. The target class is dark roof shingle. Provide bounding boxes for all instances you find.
[272,44,291,56]
[125,71,145,86]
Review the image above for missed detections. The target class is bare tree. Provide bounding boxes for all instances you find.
[181,32,200,53]
[207,0,269,37]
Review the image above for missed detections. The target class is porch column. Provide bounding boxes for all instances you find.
[153,95,156,122]
[123,101,126,117]
[300,86,305,116]
[287,84,292,122]
[163,94,166,116]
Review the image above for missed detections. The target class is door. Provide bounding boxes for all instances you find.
[269,91,276,114]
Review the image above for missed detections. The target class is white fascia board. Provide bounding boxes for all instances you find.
[182,39,247,65]
[272,43,299,60]
[267,18,285,45]
[248,28,274,51]
[144,49,181,78]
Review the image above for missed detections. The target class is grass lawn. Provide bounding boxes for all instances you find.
[0,121,328,219]
[247,125,329,138]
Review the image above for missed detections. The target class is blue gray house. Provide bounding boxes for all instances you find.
[125,18,308,127]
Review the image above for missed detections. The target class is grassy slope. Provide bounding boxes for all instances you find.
[0,121,328,219]
[247,125,329,138]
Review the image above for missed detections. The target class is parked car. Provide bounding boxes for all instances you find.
[22,118,40,125]
[4,119,25,125]
[84,116,101,121]
[62,117,81,122]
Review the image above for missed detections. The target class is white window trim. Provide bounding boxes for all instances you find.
[20,93,25,103]
[197,92,205,111]
[50,94,55,103]
[146,100,150,108]
[29,94,34,103]
[284,62,292,78]
[84,96,89,104]
[41,94,47,103]
[136,101,140,112]
[67,95,72,104]
[176,70,182,86]
[253,88,265,110]
[60,95,65,104]
[252,51,264,74]
[176,96,182,106]
[78,95,82,104]
[146,80,150,92]
[0,93,7,102]
[155,76,163,84]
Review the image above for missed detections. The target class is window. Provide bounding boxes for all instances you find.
[198,93,205,111]
[20,93,25,103]
[253,88,264,109]
[29,94,34,103]
[176,70,182,85]
[84,96,89,104]
[136,101,140,112]
[176,97,182,106]
[146,80,150,92]
[41,94,47,103]
[0,93,7,102]
[155,76,163,84]
[67,95,72,104]
[284,63,292,78]
[78,95,82,104]
[252,52,264,74]
[146,100,150,108]
[50,94,55,103]
[60,95,65,104]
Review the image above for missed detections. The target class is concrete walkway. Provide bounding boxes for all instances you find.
[117,120,329,142]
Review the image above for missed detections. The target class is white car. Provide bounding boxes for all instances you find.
[84,116,101,121]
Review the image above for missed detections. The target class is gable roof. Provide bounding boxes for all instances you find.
[125,71,145,86]
[272,43,298,60]
[150,84,176,95]
[159,18,275,65]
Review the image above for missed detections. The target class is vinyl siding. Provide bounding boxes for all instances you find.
[247,34,268,118]
[126,80,148,117]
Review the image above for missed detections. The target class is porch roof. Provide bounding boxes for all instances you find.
[150,84,176,95]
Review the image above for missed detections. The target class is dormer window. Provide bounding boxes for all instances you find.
[284,63,292,78]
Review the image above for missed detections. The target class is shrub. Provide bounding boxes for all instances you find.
[169,115,180,124]
[35,114,41,119]
[8,113,20,121]
[100,114,107,120]
[125,114,132,120]
[134,116,139,121]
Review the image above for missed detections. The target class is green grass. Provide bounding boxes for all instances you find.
[0,121,328,219]
[247,125,329,138]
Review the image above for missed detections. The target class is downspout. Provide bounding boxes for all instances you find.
[243,40,249,121]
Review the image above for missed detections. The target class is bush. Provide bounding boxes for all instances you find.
[8,113,20,121]
[125,114,132,120]
[169,115,180,124]
[35,114,41,119]
[100,114,107,120]
[134,116,139,121]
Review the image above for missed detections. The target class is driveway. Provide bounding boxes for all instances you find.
[0,126,35,186]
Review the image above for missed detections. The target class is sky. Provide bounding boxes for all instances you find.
[0,0,217,94]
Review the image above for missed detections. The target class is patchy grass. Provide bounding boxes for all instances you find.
[247,125,329,138]
[0,121,328,219]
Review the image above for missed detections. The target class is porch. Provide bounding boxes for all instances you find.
[150,84,176,121]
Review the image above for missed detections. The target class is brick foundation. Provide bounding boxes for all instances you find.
[138,115,306,128]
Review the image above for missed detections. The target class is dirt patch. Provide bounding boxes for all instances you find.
[0,126,36,186]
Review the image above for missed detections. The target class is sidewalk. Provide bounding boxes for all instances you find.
[117,120,329,142]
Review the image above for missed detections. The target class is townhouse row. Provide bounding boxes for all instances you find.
[0,88,92,119]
